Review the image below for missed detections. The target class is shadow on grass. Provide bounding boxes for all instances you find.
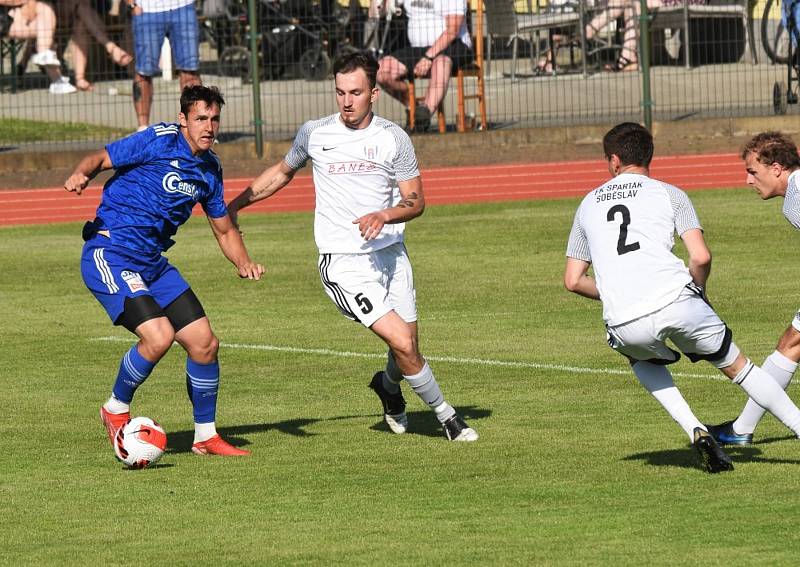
[167,418,323,454]
[121,462,175,471]
[369,405,491,438]
[623,440,800,471]
[623,447,704,471]
[751,434,798,446]
[165,406,491,453]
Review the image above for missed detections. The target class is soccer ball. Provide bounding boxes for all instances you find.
[114,416,167,469]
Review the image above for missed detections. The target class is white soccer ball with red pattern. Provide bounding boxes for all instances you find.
[114,416,167,469]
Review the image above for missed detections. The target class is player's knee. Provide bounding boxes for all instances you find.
[388,334,418,361]
[203,334,220,359]
[185,333,219,363]
[719,352,750,381]
[140,329,175,360]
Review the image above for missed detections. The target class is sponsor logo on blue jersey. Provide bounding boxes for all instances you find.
[120,270,148,293]
[162,172,198,199]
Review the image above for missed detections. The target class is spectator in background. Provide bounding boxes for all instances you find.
[363,0,383,53]
[532,0,582,75]
[3,0,76,93]
[56,0,133,91]
[376,0,472,132]
[128,0,201,131]
[585,0,705,72]
[585,0,641,71]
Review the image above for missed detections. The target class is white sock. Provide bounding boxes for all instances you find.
[733,351,797,434]
[404,362,456,424]
[632,361,704,441]
[734,360,800,437]
[434,402,456,424]
[104,396,129,414]
[194,422,217,444]
[384,351,403,394]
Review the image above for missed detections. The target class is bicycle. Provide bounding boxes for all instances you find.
[213,0,358,82]
[764,0,800,113]
[761,0,796,64]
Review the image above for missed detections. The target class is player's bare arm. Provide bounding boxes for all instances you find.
[227,160,298,227]
[681,228,712,289]
[353,176,425,240]
[563,257,600,300]
[208,214,265,280]
[64,150,114,195]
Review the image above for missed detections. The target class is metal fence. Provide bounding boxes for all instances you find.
[0,0,794,151]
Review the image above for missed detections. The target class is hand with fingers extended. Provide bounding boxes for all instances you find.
[353,211,389,240]
[237,261,265,280]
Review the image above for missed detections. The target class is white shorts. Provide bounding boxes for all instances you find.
[317,242,417,328]
[606,286,739,368]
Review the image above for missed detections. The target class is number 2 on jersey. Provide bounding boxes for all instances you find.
[606,204,640,255]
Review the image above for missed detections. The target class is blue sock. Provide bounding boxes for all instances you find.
[112,345,156,404]
[186,358,219,424]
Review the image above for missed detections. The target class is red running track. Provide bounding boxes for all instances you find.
[0,153,748,227]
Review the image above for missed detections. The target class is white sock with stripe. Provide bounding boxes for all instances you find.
[733,360,800,437]
[404,362,456,424]
[733,350,797,434]
[632,361,704,441]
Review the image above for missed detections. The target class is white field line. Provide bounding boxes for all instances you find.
[91,336,726,382]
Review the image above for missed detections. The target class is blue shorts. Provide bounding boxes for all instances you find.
[81,235,190,325]
[782,0,800,45]
[132,4,200,76]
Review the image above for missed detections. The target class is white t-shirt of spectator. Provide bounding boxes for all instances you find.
[285,113,421,255]
[138,0,195,13]
[405,0,472,49]
[565,173,701,326]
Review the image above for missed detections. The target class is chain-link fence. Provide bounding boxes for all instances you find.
[0,0,794,151]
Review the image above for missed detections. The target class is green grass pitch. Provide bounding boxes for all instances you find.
[2,188,800,564]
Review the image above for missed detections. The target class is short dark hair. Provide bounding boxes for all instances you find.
[180,84,225,116]
[602,122,654,167]
[741,131,800,169]
[332,51,379,89]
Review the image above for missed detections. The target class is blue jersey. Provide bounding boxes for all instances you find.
[95,123,227,255]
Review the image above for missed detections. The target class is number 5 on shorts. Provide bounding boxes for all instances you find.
[355,293,373,314]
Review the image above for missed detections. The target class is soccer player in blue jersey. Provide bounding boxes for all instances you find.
[64,85,264,457]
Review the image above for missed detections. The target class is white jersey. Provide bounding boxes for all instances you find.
[784,170,800,229]
[404,0,472,49]
[285,113,420,254]
[566,173,702,326]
